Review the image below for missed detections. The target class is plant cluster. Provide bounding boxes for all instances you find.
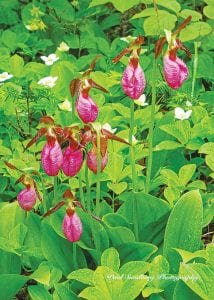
[0,0,213,299]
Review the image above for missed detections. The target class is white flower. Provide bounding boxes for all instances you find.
[134,94,148,106]
[0,72,13,82]
[174,107,192,120]
[186,100,192,107]
[40,54,59,66]
[57,42,69,52]
[102,123,117,134]
[58,99,72,111]
[37,76,58,88]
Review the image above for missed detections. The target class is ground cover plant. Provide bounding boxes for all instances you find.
[0,0,213,299]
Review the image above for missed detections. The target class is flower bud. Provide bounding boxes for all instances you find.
[62,211,82,242]
[164,55,188,89]
[17,187,37,211]
[41,138,63,176]
[76,92,98,123]
[62,146,83,177]
[122,57,146,99]
[87,149,108,174]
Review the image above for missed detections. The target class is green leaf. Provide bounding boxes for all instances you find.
[0,274,28,300]
[174,280,201,300]
[160,169,180,187]
[163,190,203,273]
[173,248,207,263]
[149,255,170,289]
[179,263,214,300]
[199,142,214,155]
[180,22,212,42]
[107,226,135,246]
[107,182,127,195]
[53,282,79,300]
[179,9,202,21]
[67,268,94,285]
[160,121,190,145]
[101,248,120,272]
[9,54,24,77]
[154,140,183,151]
[2,30,16,51]
[204,5,214,19]
[30,262,51,286]
[116,242,157,264]
[206,155,214,171]
[118,192,170,244]
[119,261,149,300]
[93,266,122,299]
[104,152,124,182]
[28,285,52,300]
[143,11,177,36]
[156,0,181,13]
[178,164,196,186]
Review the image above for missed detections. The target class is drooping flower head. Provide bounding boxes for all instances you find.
[113,35,146,100]
[70,56,108,124]
[155,16,192,90]
[25,116,63,176]
[15,174,42,211]
[81,124,129,174]
[62,190,82,242]
[62,127,83,177]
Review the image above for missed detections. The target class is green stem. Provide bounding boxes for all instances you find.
[129,100,137,191]
[191,42,199,100]
[53,176,58,204]
[145,59,157,194]
[96,130,101,217]
[129,100,139,241]
[71,96,75,121]
[73,243,78,270]
[85,164,91,212]
[85,162,101,265]
[78,171,85,208]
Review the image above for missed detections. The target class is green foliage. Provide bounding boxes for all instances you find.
[0,0,213,299]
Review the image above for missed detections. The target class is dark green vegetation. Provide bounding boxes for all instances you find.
[0,0,213,299]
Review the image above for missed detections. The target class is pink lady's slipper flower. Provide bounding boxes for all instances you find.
[62,211,82,242]
[163,37,189,89]
[62,145,83,177]
[113,36,146,99]
[17,187,37,211]
[14,174,42,211]
[70,56,108,124]
[87,145,108,174]
[41,135,63,176]
[76,86,98,123]
[155,17,192,90]
[122,51,146,99]
[25,116,63,176]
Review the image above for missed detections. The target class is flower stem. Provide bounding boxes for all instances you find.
[96,129,101,217]
[129,100,137,190]
[145,59,157,194]
[85,163,91,212]
[129,100,139,241]
[191,41,199,100]
[73,243,78,270]
[53,176,58,204]
[78,171,85,208]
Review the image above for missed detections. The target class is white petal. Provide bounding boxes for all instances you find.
[186,100,192,107]
[175,107,185,120]
[184,110,192,119]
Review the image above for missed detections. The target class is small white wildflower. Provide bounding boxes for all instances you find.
[186,100,192,107]
[0,72,13,82]
[134,94,148,106]
[102,123,117,134]
[40,54,59,66]
[58,99,72,111]
[57,42,69,52]
[174,107,192,120]
[37,76,58,88]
